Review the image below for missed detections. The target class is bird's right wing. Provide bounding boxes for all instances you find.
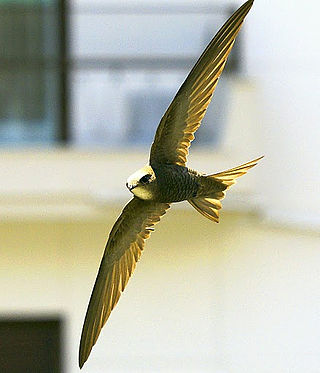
[79,197,170,368]
[149,0,253,167]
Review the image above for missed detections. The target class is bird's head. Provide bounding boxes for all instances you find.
[126,165,156,200]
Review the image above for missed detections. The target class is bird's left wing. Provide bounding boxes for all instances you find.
[79,197,170,368]
[150,0,253,167]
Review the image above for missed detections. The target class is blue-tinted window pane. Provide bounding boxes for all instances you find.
[70,6,237,149]
[0,1,61,146]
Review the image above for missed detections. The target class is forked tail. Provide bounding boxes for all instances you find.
[188,156,263,223]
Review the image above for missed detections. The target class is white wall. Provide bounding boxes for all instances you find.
[245,0,320,227]
[1,210,319,373]
[0,146,261,220]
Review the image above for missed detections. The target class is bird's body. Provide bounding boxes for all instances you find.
[129,164,200,203]
[128,162,242,203]
[79,0,261,368]
[153,164,199,202]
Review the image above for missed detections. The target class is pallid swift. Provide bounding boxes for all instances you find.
[79,0,261,367]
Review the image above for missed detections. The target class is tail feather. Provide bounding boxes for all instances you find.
[210,156,264,186]
[188,156,263,223]
[189,197,222,223]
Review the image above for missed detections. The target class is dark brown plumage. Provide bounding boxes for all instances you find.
[79,0,260,368]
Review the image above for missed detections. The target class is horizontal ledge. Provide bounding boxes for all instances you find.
[0,190,262,221]
[0,56,239,72]
[71,4,235,15]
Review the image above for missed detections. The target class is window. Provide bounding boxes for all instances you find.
[70,4,242,149]
[0,2,244,148]
[0,317,63,373]
[0,0,65,145]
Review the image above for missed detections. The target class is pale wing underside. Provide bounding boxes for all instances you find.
[150,0,253,167]
[79,198,170,368]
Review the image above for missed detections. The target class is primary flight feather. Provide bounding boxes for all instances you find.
[79,0,261,367]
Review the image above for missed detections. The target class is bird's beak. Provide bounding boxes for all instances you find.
[126,182,136,191]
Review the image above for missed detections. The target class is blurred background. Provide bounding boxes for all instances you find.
[0,0,319,372]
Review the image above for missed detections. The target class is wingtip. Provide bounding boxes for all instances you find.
[78,356,84,369]
[242,0,254,14]
[79,357,85,370]
[78,346,88,369]
[79,342,93,369]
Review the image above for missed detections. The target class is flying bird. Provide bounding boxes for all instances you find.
[79,0,261,368]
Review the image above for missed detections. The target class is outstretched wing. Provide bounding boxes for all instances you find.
[79,198,170,368]
[150,0,254,167]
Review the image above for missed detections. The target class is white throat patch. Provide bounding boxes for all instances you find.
[132,186,153,200]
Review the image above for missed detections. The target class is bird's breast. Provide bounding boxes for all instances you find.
[153,165,200,203]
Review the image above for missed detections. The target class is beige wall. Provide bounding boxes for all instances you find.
[1,207,319,373]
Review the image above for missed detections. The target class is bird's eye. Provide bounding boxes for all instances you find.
[139,174,152,184]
